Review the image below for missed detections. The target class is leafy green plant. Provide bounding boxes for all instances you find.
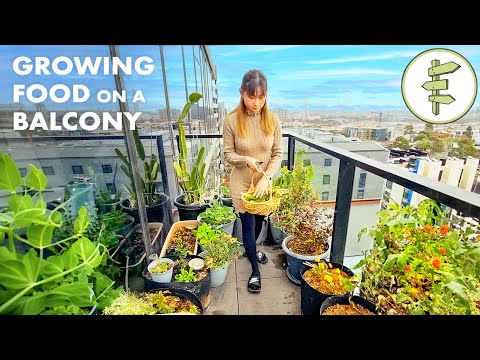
[193,223,243,269]
[172,92,207,205]
[95,189,121,206]
[174,266,198,282]
[98,209,128,232]
[0,151,122,314]
[220,184,230,198]
[114,128,160,207]
[355,199,480,315]
[198,199,236,226]
[102,290,200,315]
[172,239,189,259]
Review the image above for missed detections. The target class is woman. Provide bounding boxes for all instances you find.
[223,69,283,293]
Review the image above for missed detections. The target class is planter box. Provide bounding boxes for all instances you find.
[159,220,199,258]
[111,222,163,274]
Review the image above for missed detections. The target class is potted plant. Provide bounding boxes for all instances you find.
[172,92,212,220]
[299,259,355,315]
[0,151,122,314]
[193,223,243,287]
[354,199,480,315]
[147,257,174,283]
[112,222,163,276]
[320,295,378,315]
[220,183,232,207]
[197,199,237,235]
[159,220,199,257]
[115,128,170,225]
[95,188,122,214]
[102,288,203,315]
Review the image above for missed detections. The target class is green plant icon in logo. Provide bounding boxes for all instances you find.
[422,60,460,115]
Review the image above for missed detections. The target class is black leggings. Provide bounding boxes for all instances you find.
[239,212,265,275]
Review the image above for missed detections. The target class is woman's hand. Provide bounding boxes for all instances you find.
[254,176,269,198]
[246,157,261,173]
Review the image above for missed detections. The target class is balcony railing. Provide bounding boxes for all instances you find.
[3,131,480,265]
[182,131,480,264]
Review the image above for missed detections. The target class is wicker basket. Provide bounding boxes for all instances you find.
[241,171,280,216]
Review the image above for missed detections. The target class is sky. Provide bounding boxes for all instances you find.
[0,45,478,114]
[209,45,480,113]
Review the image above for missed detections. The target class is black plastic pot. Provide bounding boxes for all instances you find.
[320,295,378,315]
[120,193,170,225]
[174,194,210,221]
[300,261,354,315]
[143,254,211,309]
[147,287,203,315]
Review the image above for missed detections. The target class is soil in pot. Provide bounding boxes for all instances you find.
[320,295,378,315]
[164,226,197,256]
[117,227,161,272]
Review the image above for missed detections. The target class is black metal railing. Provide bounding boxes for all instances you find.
[184,132,480,264]
[4,132,480,265]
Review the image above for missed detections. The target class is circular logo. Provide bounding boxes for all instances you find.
[401,48,477,124]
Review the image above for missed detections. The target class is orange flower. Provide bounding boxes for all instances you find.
[439,225,449,236]
[432,258,441,269]
[404,265,411,271]
[439,247,446,256]
[477,235,480,241]
[423,225,433,233]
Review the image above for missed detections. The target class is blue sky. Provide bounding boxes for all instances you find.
[209,45,480,112]
[1,45,478,113]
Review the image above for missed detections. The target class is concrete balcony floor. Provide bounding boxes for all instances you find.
[126,243,364,315]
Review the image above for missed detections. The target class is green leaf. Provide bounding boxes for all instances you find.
[73,206,90,233]
[4,294,48,315]
[96,286,122,310]
[446,281,468,302]
[395,293,410,303]
[384,254,399,271]
[42,256,65,278]
[26,223,55,248]
[0,231,4,243]
[8,194,32,213]
[411,306,425,315]
[72,237,102,267]
[352,258,366,269]
[47,283,94,307]
[15,209,46,228]
[132,129,145,161]
[189,92,202,104]
[62,248,79,270]
[24,164,47,191]
[396,253,407,270]
[0,212,14,224]
[22,249,41,282]
[0,246,17,261]
[0,152,22,192]
[0,259,36,289]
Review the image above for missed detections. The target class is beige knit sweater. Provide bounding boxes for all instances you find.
[223,111,283,214]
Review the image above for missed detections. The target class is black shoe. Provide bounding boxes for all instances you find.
[248,274,261,293]
[243,251,268,264]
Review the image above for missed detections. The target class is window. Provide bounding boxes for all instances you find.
[323,175,330,185]
[357,189,365,199]
[358,173,367,188]
[324,158,332,166]
[72,165,83,174]
[321,191,329,201]
[18,167,27,177]
[281,159,288,168]
[303,159,311,166]
[106,183,116,193]
[42,166,55,175]
[386,180,393,189]
[102,164,112,173]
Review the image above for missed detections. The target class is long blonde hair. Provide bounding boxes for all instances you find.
[228,69,274,138]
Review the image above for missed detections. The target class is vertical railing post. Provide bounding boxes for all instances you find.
[287,136,295,170]
[330,160,355,264]
[156,134,170,198]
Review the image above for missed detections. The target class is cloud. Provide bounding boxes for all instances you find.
[304,50,420,64]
